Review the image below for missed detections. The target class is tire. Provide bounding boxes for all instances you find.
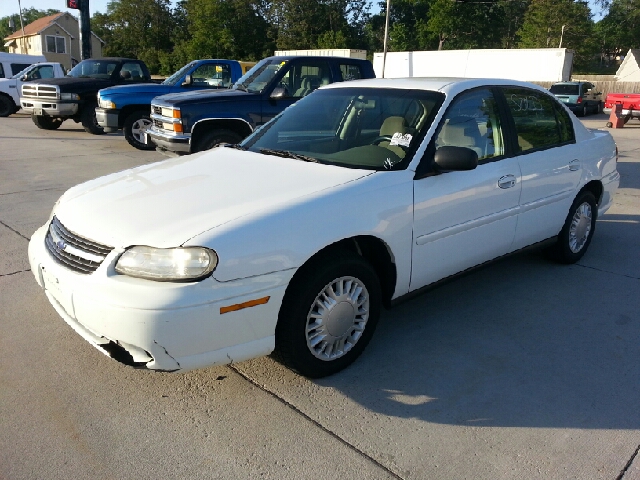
[0,94,15,117]
[274,251,381,378]
[123,111,154,150]
[580,104,588,117]
[545,191,597,264]
[597,101,604,114]
[81,101,105,135]
[31,114,63,130]
[606,121,613,128]
[193,129,242,153]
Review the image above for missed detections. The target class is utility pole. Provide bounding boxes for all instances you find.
[67,0,92,60]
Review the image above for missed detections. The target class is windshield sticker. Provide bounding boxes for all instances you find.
[390,132,412,147]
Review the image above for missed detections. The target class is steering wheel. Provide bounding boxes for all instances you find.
[372,135,392,146]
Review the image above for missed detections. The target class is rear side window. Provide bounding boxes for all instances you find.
[503,88,562,153]
[11,63,31,75]
[0,64,4,78]
[555,102,575,143]
[339,64,364,81]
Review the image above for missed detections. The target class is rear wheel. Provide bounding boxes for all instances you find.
[274,252,381,378]
[580,104,588,117]
[124,111,154,150]
[193,129,242,153]
[32,114,63,130]
[81,101,104,135]
[0,94,15,117]
[545,191,597,264]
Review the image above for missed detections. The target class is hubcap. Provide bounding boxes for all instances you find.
[305,276,370,361]
[132,118,152,143]
[569,202,592,253]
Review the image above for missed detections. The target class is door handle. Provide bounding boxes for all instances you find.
[498,174,516,189]
[569,159,581,171]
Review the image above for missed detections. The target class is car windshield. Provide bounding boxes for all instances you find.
[67,60,121,79]
[163,62,195,86]
[550,84,580,95]
[233,59,286,94]
[242,87,444,171]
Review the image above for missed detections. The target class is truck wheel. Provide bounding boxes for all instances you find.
[32,115,63,130]
[81,101,105,135]
[0,94,15,117]
[580,105,588,117]
[597,101,604,114]
[124,111,154,150]
[193,129,243,153]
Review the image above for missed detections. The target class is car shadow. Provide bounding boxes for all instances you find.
[312,215,640,430]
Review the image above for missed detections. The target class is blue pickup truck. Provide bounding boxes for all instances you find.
[147,55,376,155]
[96,59,255,149]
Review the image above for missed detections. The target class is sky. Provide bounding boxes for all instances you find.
[3,0,606,23]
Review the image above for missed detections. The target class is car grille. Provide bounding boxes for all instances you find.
[154,119,163,128]
[22,84,59,99]
[152,105,162,115]
[45,217,113,274]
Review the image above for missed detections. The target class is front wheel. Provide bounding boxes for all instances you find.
[193,129,242,153]
[274,252,381,378]
[0,95,15,117]
[81,102,105,135]
[32,115,63,130]
[545,191,597,264]
[124,111,154,150]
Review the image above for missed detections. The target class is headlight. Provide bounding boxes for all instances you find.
[60,93,80,101]
[115,246,218,282]
[98,97,116,109]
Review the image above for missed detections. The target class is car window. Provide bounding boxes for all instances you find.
[503,87,563,153]
[549,84,579,95]
[555,101,575,144]
[434,88,504,163]
[120,62,145,81]
[11,63,31,76]
[278,60,332,99]
[243,87,444,171]
[191,63,232,87]
[339,64,364,81]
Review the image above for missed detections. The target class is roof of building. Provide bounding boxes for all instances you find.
[615,49,640,80]
[4,13,67,40]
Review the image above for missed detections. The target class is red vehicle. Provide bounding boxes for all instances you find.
[603,93,640,123]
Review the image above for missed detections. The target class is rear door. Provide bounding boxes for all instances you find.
[499,87,582,250]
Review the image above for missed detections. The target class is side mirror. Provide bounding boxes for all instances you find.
[270,87,287,99]
[182,74,192,86]
[21,74,28,81]
[434,146,478,172]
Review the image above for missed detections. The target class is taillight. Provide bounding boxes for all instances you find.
[577,96,583,104]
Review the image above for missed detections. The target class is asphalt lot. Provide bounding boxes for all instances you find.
[1,112,639,480]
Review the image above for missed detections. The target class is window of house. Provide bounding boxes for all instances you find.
[46,35,66,54]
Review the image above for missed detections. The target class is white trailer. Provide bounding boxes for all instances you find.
[373,48,574,82]
[275,49,367,60]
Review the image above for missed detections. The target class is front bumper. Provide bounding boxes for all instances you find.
[148,127,191,155]
[28,222,292,372]
[95,107,120,129]
[20,98,78,116]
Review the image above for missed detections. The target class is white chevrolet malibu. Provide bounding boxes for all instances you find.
[28,78,620,378]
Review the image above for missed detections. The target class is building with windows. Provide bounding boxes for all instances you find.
[3,12,104,70]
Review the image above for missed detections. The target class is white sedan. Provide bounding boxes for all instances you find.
[28,78,620,378]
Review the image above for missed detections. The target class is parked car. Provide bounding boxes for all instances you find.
[96,59,256,150]
[20,57,153,134]
[147,55,376,155]
[28,77,619,378]
[603,92,640,124]
[0,62,66,117]
[0,52,46,79]
[549,81,603,116]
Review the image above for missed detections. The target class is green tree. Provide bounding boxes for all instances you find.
[91,0,175,73]
[596,0,640,57]
[517,0,595,69]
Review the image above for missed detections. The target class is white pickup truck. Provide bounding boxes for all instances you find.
[0,62,65,117]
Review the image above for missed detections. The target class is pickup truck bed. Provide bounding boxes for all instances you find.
[603,93,640,121]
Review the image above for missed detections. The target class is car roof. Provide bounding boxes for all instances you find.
[265,55,369,62]
[321,77,551,97]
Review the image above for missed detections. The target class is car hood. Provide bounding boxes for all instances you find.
[153,88,251,106]
[31,77,115,94]
[99,83,168,97]
[55,148,371,248]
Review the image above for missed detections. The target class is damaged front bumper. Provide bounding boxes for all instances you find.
[28,223,291,372]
